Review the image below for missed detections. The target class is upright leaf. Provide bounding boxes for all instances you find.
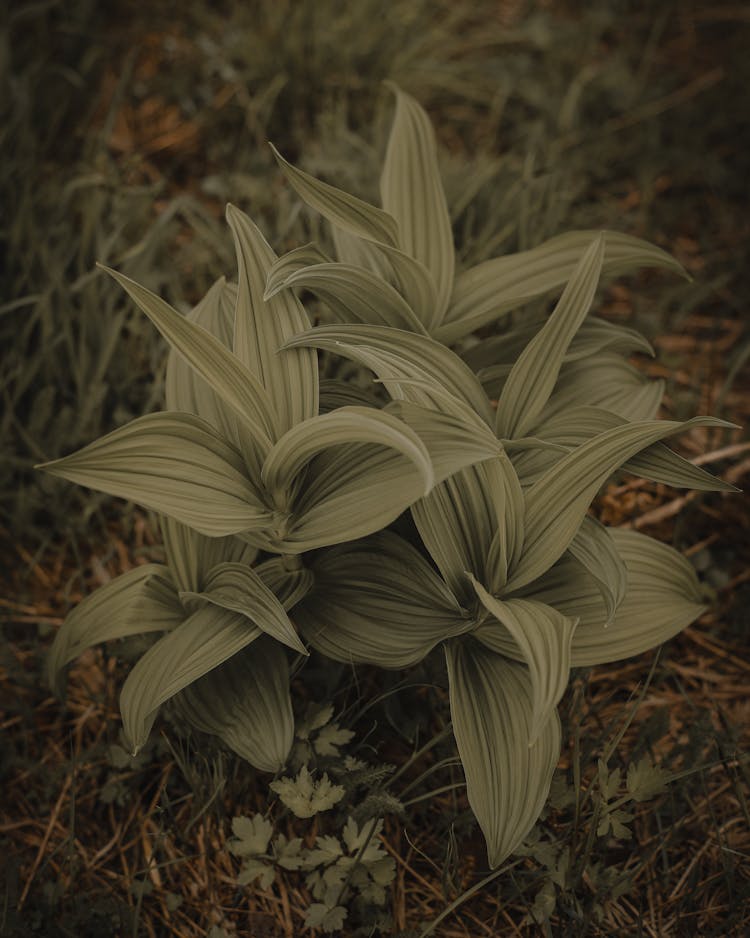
[161,516,257,595]
[380,83,454,326]
[226,205,318,433]
[496,235,604,439]
[567,517,627,625]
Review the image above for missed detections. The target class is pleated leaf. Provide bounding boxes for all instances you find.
[165,277,240,446]
[226,204,318,433]
[179,561,307,654]
[506,416,734,591]
[120,604,261,754]
[265,259,427,332]
[161,516,257,595]
[174,637,294,773]
[254,557,315,611]
[271,143,399,246]
[412,455,523,601]
[261,406,433,508]
[295,532,469,668]
[529,407,735,492]
[446,641,561,867]
[496,235,604,439]
[47,564,180,697]
[470,585,577,744]
[439,229,687,343]
[284,324,493,423]
[99,265,277,451]
[380,83,454,326]
[318,379,382,413]
[38,412,272,537]
[522,529,706,667]
[567,517,627,625]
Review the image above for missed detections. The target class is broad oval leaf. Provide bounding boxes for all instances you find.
[47,563,180,697]
[174,636,294,773]
[496,235,604,439]
[380,83,454,326]
[270,143,399,246]
[38,412,273,538]
[226,204,318,434]
[161,516,257,595]
[120,603,261,754]
[521,529,707,667]
[439,229,687,344]
[446,640,561,868]
[295,532,469,667]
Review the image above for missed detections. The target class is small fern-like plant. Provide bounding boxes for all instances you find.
[42,84,735,870]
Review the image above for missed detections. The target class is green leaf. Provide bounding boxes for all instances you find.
[226,204,318,433]
[295,531,468,667]
[380,83,454,326]
[262,405,433,506]
[469,586,577,744]
[270,765,345,818]
[38,412,273,538]
[496,235,604,439]
[626,755,670,802]
[412,455,522,602]
[568,517,627,625]
[120,603,261,754]
[318,379,382,413]
[521,406,736,491]
[506,416,733,591]
[265,258,428,332]
[237,858,276,889]
[46,564,180,697]
[439,230,687,344]
[521,529,707,667]
[179,561,307,654]
[165,276,239,445]
[160,516,257,595]
[175,636,294,773]
[270,143,398,246]
[254,556,314,611]
[99,264,277,455]
[446,641,561,868]
[303,903,347,933]
[315,723,355,757]
[284,323,492,423]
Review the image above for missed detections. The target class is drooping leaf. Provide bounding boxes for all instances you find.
[120,603,261,753]
[261,406,433,509]
[226,204,318,433]
[99,264,278,454]
[380,83,454,326]
[318,379,382,413]
[38,412,273,538]
[254,556,315,611]
[446,640,561,867]
[567,517,627,625]
[295,531,469,668]
[469,584,577,744]
[284,323,493,423]
[522,529,707,666]
[47,564,180,697]
[496,235,604,439]
[270,143,399,246]
[505,416,734,591]
[179,561,307,654]
[175,637,294,773]
[264,259,428,332]
[439,230,687,343]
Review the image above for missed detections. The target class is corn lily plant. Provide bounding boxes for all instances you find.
[42,85,734,870]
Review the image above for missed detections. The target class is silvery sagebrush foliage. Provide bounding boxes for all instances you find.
[41,84,735,870]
